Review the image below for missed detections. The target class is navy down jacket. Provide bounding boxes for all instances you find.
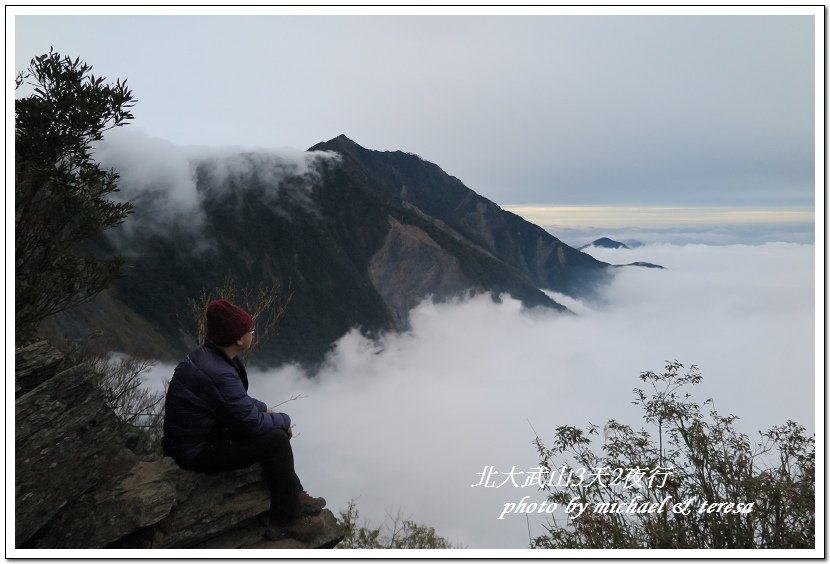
[162,342,291,465]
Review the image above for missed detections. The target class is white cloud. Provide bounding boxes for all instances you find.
[142,241,815,548]
[91,128,204,233]
[224,242,814,548]
[91,128,339,244]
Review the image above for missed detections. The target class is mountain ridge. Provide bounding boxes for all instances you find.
[42,135,612,367]
[310,135,610,297]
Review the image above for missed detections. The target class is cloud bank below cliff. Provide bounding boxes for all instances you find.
[166,241,815,549]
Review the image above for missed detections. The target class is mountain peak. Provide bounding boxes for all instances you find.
[580,237,630,250]
[329,133,358,145]
[309,134,363,153]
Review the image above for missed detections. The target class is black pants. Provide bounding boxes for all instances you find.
[184,428,303,519]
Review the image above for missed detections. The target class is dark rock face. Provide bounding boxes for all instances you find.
[367,217,470,326]
[15,361,136,547]
[15,340,64,396]
[15,342,344,550]
[310,135,611,302]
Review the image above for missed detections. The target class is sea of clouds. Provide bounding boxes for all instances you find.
[142,239,816,549]
[115,120,817,549]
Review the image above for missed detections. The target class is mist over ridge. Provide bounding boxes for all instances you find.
[55,130,613,366]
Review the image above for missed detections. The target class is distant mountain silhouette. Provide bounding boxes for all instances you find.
[613,262,665,270]
[580,237,630,250]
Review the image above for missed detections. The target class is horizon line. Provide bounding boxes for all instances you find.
[501,204,815,228]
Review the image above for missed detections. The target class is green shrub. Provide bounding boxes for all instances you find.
[16,50,136,342]
[338,499,459,549]
[531,361,814,549]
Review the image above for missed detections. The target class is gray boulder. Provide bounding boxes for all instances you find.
[15,339,64,396]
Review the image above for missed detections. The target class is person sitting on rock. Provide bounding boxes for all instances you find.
[162,299,325,541]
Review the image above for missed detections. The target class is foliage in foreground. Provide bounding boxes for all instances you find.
[62,337,165,454]
[337,499,458,549]
[93,353,165,454]
[532,362,814,549]
[16,49,136,342]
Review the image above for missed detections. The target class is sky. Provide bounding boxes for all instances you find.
[12,7,818,209]
[140,240,817,549]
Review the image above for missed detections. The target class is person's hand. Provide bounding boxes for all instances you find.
[266,407,273,413]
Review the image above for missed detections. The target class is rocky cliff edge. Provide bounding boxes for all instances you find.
[15,340,344,550]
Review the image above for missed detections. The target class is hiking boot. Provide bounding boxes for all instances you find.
[298,491,326,515]
[266,514,325,542]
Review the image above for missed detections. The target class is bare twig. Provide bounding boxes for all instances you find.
[270,393,308,409]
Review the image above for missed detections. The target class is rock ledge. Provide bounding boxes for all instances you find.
[15,341,344,549]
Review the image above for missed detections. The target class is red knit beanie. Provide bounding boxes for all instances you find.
[205,299,254,346]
